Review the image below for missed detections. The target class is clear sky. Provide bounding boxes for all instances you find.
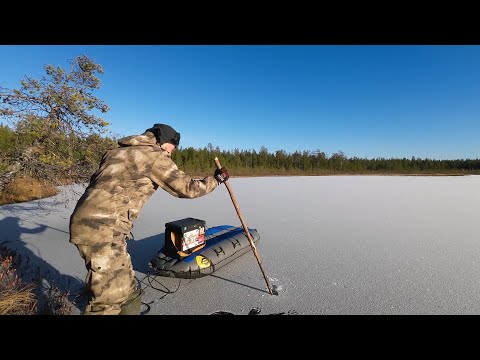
[0,45,479,160]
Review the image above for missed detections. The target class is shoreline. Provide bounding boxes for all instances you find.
[193,173,469,178]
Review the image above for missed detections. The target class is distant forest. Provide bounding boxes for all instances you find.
[1,122,479,189]
[173,145,480,176]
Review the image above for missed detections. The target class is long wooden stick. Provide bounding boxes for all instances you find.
[214,157,273,295]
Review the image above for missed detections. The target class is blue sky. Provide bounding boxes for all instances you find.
[0,45,479,160]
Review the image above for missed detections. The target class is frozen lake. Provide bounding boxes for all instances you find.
[1,175,479,315]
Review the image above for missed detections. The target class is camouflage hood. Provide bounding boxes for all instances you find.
[117,132,159,147]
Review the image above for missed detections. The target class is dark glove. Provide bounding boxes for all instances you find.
[214,167,229,184]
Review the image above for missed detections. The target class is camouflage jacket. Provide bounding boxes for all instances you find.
[69,132,219,246]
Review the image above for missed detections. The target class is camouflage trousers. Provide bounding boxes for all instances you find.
[75,236,136,315]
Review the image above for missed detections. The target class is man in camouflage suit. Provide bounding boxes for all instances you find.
[69,124,229,315]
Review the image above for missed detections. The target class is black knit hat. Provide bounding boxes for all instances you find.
[145,124,180,146]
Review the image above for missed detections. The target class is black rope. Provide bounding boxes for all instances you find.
[133,265,183,315]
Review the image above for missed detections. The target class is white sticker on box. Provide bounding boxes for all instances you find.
[182,228,205,251]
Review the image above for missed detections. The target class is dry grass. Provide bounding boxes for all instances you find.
[0,287,37,315]
[0,244,75,315]
[0,251,38,315]
[0,175,58,205]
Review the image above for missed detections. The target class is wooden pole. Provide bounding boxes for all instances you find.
[214,157,274,295]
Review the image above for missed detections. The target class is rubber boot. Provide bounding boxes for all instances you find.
[119,288,143,315]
